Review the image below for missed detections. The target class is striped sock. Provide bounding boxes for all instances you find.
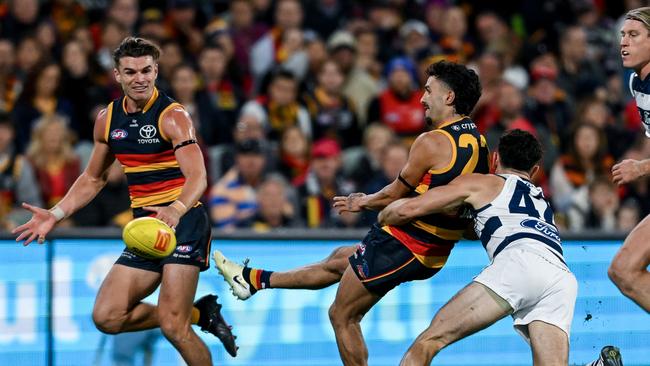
[584,359,603,366]
[242,267,274,291]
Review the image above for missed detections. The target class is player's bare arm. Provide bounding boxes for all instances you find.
[13,109,116,245]
[143,107,207,228]
[612,158,650,185]
[378,173,495,226]
[333,131,452,213]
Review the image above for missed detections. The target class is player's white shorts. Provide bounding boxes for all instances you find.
[473,244,577,342]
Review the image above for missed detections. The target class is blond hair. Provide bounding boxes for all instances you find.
[26,114,76,168]
[626,7,650,32]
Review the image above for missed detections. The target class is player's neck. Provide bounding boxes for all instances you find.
[638,62,650,80]
[124,90,154,113]
[496,168,531,181]
[433,113,464,128]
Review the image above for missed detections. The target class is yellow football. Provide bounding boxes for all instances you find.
[122,217,177,259]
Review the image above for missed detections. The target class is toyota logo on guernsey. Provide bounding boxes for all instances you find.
[138,125,160,144]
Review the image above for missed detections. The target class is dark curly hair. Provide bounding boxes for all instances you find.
[112,37,160,67]
[425,61,481,116]
[498,129,543,172]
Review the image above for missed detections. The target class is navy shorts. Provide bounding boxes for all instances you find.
[116,204,212,273]
[349,224,440,296]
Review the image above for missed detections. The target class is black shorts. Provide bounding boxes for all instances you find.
[116,204,212,273]
[349,224,440,296]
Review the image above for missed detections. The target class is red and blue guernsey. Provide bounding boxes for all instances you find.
[104,88,185,216]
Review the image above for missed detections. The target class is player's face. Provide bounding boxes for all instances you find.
[620,19,650,71]
[420,76,451,126]
[114,56,158,103]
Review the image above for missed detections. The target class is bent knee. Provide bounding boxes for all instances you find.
[158,312,192,342]
[92,306,125,334]
[325,246,356,276]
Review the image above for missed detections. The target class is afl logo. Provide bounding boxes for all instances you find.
[177,245,193,253]
[110,129,128,140]
[139,125,157,138]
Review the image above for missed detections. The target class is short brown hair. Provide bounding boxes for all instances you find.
[112,37,161,67]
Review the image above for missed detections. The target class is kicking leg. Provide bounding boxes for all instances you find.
[92,264,161,334]
[400,282,512,366]
[157,264,211,365]
[608,215,650,312]
[527,321,568,366]
[213,245,356,299]
[328,266,381,366]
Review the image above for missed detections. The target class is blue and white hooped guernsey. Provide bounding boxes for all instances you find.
[472,174,565,265]
[629,72,650,138]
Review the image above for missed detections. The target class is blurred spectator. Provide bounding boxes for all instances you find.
[35,20,59,60]
[575,96,635,160]
[567,177,619,231]
[60,39,108,143]
[250,0,304,90]
[328,30,380,125]
[278,125,310,187]
[550,123,613,220]
[228,0,268,86]
[198,44,246,140]
[138,8,169,42]
[240,68,311,141]
[297,138,356,228]
[346,122,396,188]
[15,36,45,79]
[13,62,76,153]
[487,81,557,178]
[303,59,361,148]
[359,141,408,226]
[216,110,272,178]
[25,114,80,209]
[472,51,504,133]
[245,174,302,231]
[0,0,41,43]
[557,25,606,103]
[354,28,382,81]
[157,40,184,94]
[303,0,353,40]
[169,63,224,147]
[0,38,20,112]
[72,160,132,227]
[166,0,204,55]
[367,57,424,141]
[437,6,474,63]
[209,139,267,229]
[105,0,139,32]
[95,18,129,72]
[617,198,641,233]
[0,113,42,231]
[524,65,573,147]
[399,20,431,59]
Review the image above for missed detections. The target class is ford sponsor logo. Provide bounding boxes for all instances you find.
[521,219,560,242]
[177,245,193,253]
[110,129,128,140]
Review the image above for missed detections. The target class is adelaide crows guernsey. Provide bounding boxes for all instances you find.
[383,117,489,268]
[629,72,650,137]
[104,88,185,214]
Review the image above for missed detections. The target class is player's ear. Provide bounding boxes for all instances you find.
[445,89,455,107]
[113,67,121,84]
[530,165,540,179]
[489,151,498,174]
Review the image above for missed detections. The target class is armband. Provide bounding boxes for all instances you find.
[398,174,416,191]
[173,139,197,151]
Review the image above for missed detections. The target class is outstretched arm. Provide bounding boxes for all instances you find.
[612,158,650,185]
[378,174,483,226]
[143,107,207,228]
[13,109,115,245]
[334,131,452,213]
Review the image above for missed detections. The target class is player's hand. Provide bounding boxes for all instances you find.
[333,193,366,214]
[612,159,644,185]
[12,203,57,246]
[143,206,181,230]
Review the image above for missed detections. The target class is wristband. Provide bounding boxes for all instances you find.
[170,200,187,215]
[50,206,65,222]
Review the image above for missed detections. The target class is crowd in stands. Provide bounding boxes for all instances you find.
[0,0,645,233]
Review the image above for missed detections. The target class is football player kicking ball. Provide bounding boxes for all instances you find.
[13,37,236,364]
[379,130,577,365]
